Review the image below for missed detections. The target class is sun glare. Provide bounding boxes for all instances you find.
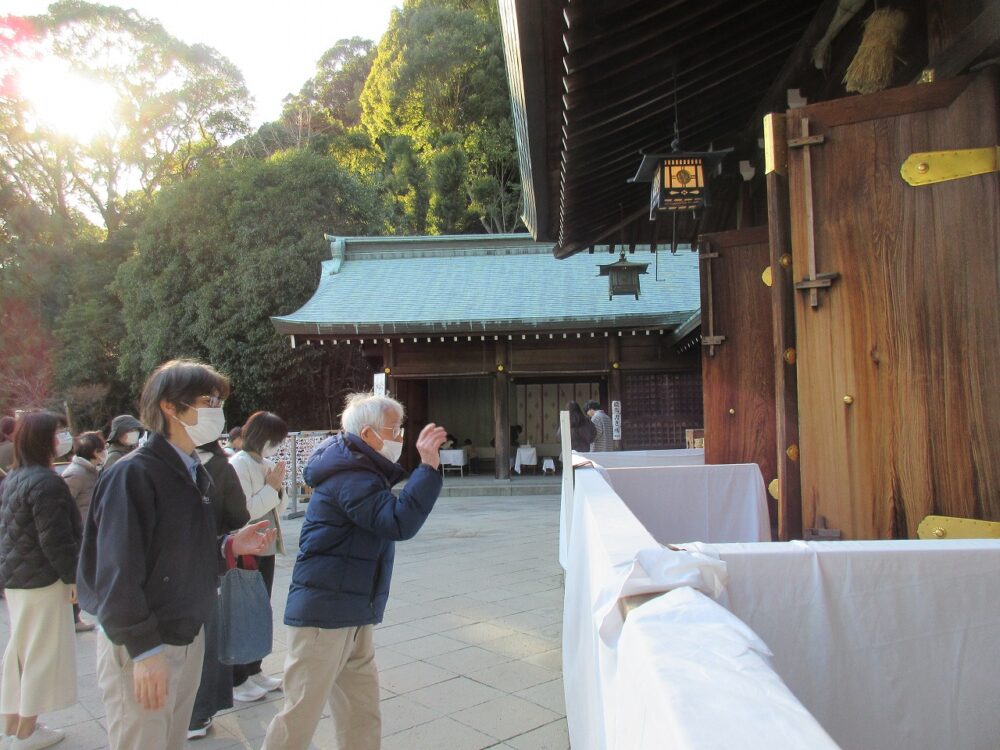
[16,57,118,143]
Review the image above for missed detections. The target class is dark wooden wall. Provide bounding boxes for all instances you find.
[787,71,1000,539]
[699,226,778,516]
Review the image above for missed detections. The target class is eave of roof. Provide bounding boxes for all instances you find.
[271,233,701,337]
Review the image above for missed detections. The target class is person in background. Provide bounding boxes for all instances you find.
[225,426,243,456]
[60,431,106,633]
[0,412,82,750]
[558,401,597,452]
[228,412,288,703]
[77,360,276,750]
[186,439,251,740]
[585,400,615,452]
[0,416,16,475]
[102,414,143,471]
[261,393,447,750]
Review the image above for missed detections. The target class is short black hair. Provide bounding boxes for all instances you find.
[139,360,230,437]
[228,425,242,441]
[74,431,106,461]
[242,411,288,454]
[585,400,602,412]
[12,411,65,469]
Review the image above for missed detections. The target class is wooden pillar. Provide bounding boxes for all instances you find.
[493,340,511,479]
[764,113,803,540]
[608,335,622,449]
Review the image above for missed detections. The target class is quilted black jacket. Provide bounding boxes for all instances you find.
[0,465,82,589]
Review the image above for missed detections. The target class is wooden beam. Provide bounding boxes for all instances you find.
[921,0,1000,80]
[493,340,511,480]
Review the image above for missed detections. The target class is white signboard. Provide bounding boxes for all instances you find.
[373,373,386,396]
[611,400,622,440]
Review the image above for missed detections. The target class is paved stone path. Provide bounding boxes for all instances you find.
[1,493,568,749]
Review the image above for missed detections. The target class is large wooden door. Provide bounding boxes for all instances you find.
[787,72,1000,539]
[700,225,778,513]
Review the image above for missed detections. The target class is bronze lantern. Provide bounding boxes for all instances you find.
[598,251,649,300]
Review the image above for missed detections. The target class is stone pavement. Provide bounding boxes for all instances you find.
[0,493,569,749]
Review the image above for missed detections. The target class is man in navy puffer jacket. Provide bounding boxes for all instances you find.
[263,393,446,750]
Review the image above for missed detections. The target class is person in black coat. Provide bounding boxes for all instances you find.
[77,360,276,750]
[186,440,252,739]
[0,411,82,748]
[558,401,598,452]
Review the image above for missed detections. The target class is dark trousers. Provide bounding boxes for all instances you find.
[232,554,275,686]
[190,586,234,727]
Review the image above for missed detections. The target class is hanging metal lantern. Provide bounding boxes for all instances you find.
[631,149,731,219]
[597,251,649,300]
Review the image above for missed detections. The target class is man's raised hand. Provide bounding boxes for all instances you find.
[416,423,448,468]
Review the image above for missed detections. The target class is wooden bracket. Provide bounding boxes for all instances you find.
[793,117,837,308]
[699,244,725,357]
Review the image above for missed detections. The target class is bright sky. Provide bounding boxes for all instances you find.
[2,0,402,126]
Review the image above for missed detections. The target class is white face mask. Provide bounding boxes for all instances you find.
[176,407,226,447]
[262,442,280,459]
[121,430,140,446]
[55,431,73,457]
[378,438,403,464]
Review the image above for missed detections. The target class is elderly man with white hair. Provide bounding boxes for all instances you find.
[262,392,447,750]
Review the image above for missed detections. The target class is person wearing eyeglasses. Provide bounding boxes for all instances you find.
[261,392,447,750]
[77,360,277,750]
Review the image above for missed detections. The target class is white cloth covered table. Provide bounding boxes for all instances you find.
[580,448,704,468]
[561,465,1000,750]
[513,445,537,473]
[438,448,468,475]
[605,464,771,545]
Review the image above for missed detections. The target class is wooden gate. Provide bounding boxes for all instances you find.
[699,226,778,527]
[786,72,1000,539]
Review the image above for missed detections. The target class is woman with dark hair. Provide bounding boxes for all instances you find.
[186,438,251,739]
[557,401,598,452]
[228,411,288,702]
[61,431,106,634]
[0,411,82,749]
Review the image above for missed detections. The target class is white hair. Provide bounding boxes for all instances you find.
[341,392,405,436]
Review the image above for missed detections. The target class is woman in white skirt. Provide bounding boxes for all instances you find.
[0,412,82,750]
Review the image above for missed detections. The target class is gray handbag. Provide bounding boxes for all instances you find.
[217,551,273,665]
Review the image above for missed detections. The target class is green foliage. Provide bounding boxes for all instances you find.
[360,0,521,233]
[115,150,387,426]
[0,1,252,233]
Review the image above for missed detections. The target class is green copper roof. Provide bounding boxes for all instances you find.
[271,234,700,336]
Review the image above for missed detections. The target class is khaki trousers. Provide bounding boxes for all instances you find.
[262,625,380,750]
[96,629,205,750]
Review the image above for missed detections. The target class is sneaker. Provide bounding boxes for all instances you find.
[250,672,283,692]
[74,619,96,633]
[186,717,212,740]
[10,724,64,749]
[232,681,268,702]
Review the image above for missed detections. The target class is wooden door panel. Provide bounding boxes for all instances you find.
[700,226,778,503]
[789,72,1000,538]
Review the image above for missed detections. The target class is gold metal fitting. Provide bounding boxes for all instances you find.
[611,361,620,369]
[843,395,854,405]
[933,527,946,538]
[728,408,736,415]
[783,347,796,365]
[779,253,792,269]
[768,478,780,500]
[761,266,773,287]
[916,162,929,174]
[496,363,505,372]
[383,367,391,374]
[786,444,799,461]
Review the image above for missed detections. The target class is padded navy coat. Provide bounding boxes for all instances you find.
[284,432,442,629]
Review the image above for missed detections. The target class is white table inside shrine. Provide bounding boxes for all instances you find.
[439,448,468,475]
[513,445,538,473]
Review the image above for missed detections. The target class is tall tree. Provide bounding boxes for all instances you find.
[0,1,252,233]
[360,0,522,234]
[116,149,387,427]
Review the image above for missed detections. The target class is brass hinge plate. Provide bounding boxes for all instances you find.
[901,146,1000,186]
[917,515,1000,540]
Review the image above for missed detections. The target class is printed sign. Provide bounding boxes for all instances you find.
[611,400,622,440]
[373,373,386,396]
